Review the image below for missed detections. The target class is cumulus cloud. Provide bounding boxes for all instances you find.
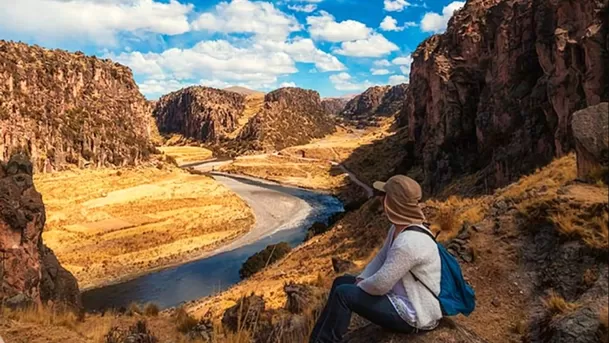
[379,16,403,31]
[383,0,411,12]
[420,1,465,33]
[0,0,192,46]
[374,59,392,67]
[307,11,371,42]
[109,36,344,97]
[389,74,409,85]
[400,65,410,74]
[334,33,399,57]
[329,72,376,91]
[256,38,345,72]
[392,56,412,65]
[288,4,317,12]
[280,81,297,87]
[191,0,302,41]
[371,68,391,75]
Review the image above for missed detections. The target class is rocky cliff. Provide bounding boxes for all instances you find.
[154,86,246,143]
[236,87,336,151]
[0,155,81,312]
[399,0,608,193]
[341,84,408,120]
[0,41,157,172]
[321,98,349,115]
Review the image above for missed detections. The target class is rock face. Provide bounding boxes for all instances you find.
[154,86,246,143]
[321,97,349,115]
[238,87,336,151]
[399,0,608,193]
[0,155,81,311]
[0,41,157,172]
[341,84,408,120]
[341,86,390,119]
[572,103,609,180]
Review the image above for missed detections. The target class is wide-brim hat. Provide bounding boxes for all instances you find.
[373,175,426,225]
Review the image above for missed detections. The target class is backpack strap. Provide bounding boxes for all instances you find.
[404,225,441,302]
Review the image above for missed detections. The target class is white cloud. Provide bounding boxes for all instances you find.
[280,81,297,87]
[389,74,409,85]
[384,0,411,12]
[0,0,192,46]
[139,79,197,98]
[335,33,399,57]
[191,0,302,41]
[306,11,371,42]
[256,38,345,71]
[392,56,412,65]
[420,1,465,33]
[288,4,317,12]
[330,72,375,91]
[379,16,403,32]
[371,68,391,75]
[374,59,392,67]
[400,65,410,74]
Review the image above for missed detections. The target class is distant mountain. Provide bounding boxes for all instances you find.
[224,86,264,96]
[321,98,350,115]
[341,84,408,120]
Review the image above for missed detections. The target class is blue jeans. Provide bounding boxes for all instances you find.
[309,275,416,343]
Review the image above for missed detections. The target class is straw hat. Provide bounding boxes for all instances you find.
[373,175,426,225]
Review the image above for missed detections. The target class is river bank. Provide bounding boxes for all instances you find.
[81,171,344,311]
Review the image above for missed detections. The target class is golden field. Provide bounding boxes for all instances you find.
[37,165,254,290]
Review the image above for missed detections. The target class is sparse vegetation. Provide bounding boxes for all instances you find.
[127,302,142,316]
[542,291,580,318]
[239,242,292,279]
[174,307,198,334]
[143,303,159,317]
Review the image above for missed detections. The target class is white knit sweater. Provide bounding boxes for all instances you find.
[357,225,442,329]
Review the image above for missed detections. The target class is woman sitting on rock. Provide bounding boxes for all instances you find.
[309,175,442,343]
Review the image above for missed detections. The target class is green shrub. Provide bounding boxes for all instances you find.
[239,242,292,279]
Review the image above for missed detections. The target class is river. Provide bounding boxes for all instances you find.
[81,172,344,311]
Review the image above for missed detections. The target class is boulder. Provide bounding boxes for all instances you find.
[105,321,158,343]
[284,282,319,314]
[572,103,609,180]
[221,294,267,332]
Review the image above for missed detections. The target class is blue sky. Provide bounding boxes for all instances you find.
[0,0,465,99]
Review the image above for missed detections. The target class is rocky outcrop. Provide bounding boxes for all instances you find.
[0,41,157,172]
[237,87,336,151]
[0,155,81,311]
[376,84,409,117]
[321,97,349,115]
[154,86,246,143]
[399,0,608,194]
[341,86,391,119]
[572,103,608,180]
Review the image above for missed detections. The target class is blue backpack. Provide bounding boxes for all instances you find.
[405,225,476,317]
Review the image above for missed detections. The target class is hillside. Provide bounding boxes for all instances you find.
[340,84,408,126]
[321,97,349,115]
[0,41,158,172]
[231,87,336,152]
[398,0,608,193]
[154,86,246,143]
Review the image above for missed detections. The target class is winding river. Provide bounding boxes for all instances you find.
[82,170,344,311]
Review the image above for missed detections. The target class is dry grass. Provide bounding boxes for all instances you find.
[158,146,213,166]
[542,291,580,318]
[144,303,160,317]
[220,154,350,191]
[174,307,198,334]
[37,166,254,289]
[425,195,489,240]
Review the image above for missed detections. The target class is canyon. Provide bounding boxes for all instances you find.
[0,0,608,342]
